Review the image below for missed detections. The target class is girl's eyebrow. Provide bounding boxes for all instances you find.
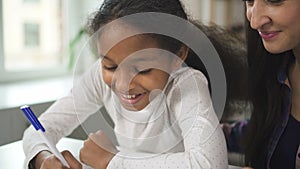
[100,55,114,62]
[101,54,155,63]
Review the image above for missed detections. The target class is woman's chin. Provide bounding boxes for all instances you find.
[263,42,288,54]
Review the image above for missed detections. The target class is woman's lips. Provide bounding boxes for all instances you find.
[259,31,280,40]
[118,93,144,105]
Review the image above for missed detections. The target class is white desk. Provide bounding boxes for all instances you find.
[0,138,242,169]
[0,137,83,169]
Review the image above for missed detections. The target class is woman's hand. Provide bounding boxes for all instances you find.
[80,130,117,169]
[34,150,82,169]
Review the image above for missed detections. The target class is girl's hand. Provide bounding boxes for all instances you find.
[80,130,117,169]
[35,150,82,169]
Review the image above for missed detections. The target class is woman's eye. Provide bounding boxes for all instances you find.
[243,0,254,5]
[136,68,153,74]
[242,0,254,5]
[103,65,117,71]
[242,0,284,3]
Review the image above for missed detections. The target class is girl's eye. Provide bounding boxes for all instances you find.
[268,0,284,2]
[136,68,153,74]
[103,65,117,71]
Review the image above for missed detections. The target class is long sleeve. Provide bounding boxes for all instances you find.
[22,60,104,167]
[108,124,227,169]
[106,68,228,169]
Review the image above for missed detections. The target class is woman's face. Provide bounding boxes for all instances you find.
[99,32,184,111]
[246,0,300,55]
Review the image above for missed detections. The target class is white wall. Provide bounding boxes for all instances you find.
[187,0,244,27]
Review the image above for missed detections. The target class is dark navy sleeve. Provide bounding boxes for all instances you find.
[221,119,249,153]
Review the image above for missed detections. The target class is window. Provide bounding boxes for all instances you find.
[24,23,40,47]
[0,0,103,110]
[23,0,40,3]
[0,0,104,82]
[0,0,68,81]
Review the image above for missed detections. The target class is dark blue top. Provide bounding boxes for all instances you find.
[270,114,300,169]
[223,54,300,168]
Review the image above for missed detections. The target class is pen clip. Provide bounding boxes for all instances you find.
[21,105,45,132]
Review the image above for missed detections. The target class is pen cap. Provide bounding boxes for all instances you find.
[21,105,45,132]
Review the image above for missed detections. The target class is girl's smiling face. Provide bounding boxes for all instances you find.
[246,0,300,55]
[99,34,184,111]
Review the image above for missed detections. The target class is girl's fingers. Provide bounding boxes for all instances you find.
[41,155,65,169]
[89,130,117,153]
[61,150,82,169]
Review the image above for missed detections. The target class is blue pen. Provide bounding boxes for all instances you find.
[21,105,70,168]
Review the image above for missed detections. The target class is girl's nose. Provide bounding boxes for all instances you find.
[247,1,272,30]
[112,68,136,92]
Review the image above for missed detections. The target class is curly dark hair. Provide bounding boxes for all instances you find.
[87,0,248,118]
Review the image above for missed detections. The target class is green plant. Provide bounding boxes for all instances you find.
[68,27,88,70]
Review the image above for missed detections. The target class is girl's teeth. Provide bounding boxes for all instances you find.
[123,94,137,99]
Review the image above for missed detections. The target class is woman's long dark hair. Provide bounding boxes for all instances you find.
[244,17,292,169]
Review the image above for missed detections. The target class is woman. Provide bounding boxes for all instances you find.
[243,0,300,169]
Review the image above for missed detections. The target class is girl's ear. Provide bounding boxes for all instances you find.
[173,45,189,69]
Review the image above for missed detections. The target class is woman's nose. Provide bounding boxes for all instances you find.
[247,1,272,30]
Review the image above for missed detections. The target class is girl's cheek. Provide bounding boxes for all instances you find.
[102,70,114,87]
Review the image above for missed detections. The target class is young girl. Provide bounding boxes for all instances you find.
[23,0,230,168]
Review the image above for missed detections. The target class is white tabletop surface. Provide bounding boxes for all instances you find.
[0,137,84,169]
[0,138,242,169]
